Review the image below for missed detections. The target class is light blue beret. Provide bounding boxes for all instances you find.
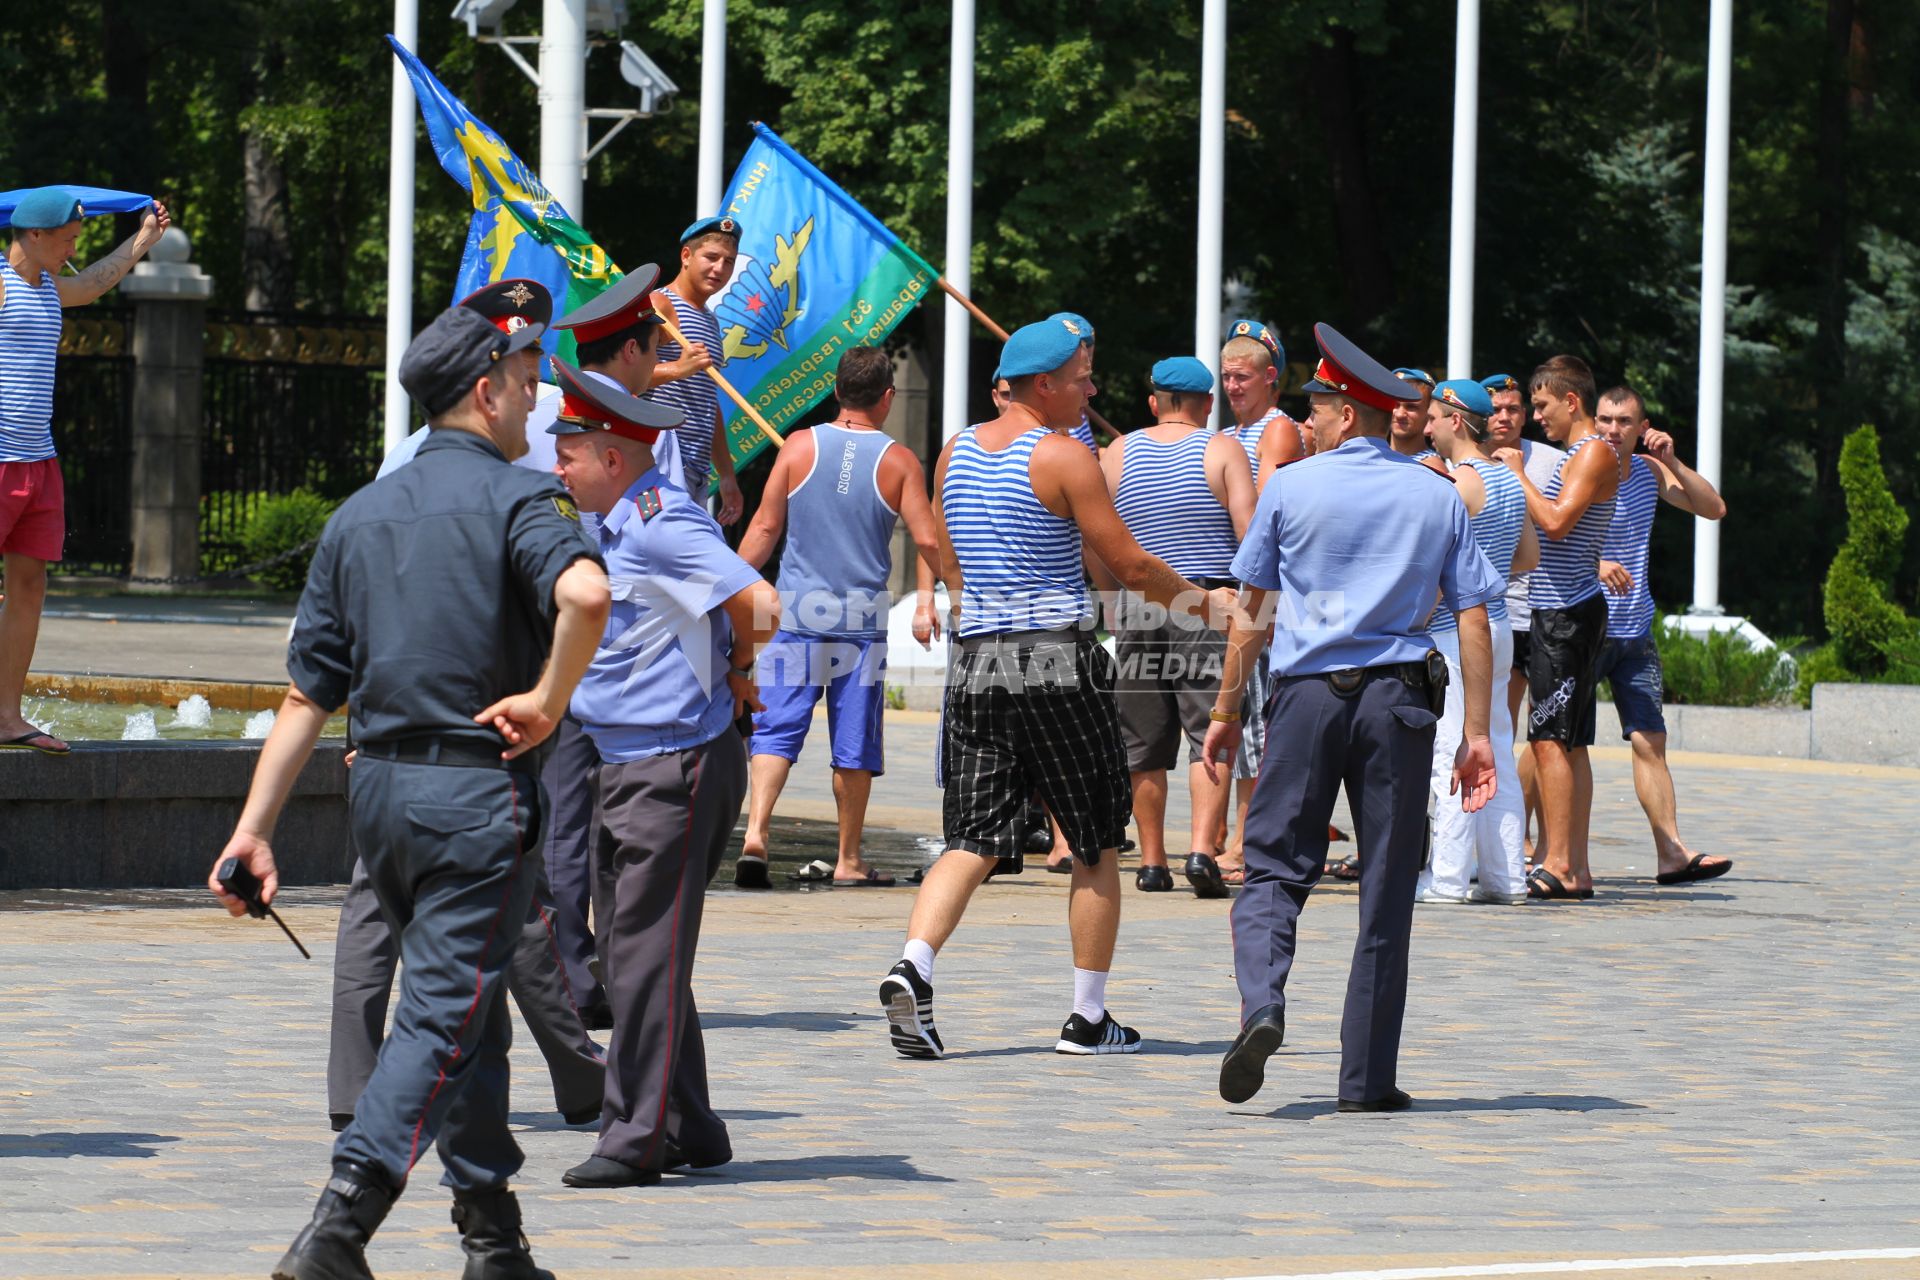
[997,317,1087,380]
[680,214,740,243]
[1435,378,1495,418]
[1049,312,1095,343]
[1150,356,1214,394]
[9,186,84,229]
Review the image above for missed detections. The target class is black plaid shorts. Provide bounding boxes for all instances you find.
[940,631,1131,865]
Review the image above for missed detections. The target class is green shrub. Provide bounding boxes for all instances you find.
[1791,641,1851,708]
[199,490,271,574]
[1822,426,1917,674]
[241,489,337,592]
[1655,615,1799,707]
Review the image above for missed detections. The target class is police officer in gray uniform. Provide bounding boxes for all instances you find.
[538,361,781,1189]
[209,303,612,1280]
[1201,323,1505,1113]
[327,278,605,1134]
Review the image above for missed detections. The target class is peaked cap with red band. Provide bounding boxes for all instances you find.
[547,358,685,443]
[553,264,665,346]
[1299,322,1423,413]
[457,278,553,334]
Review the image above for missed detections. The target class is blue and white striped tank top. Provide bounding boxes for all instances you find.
[0,258,63,462]
[1229,408,1280,472]
[1430,459,1525,633]
[645,286,723,489]
[775,424,900,639]
[944,425,1088,637]
[1114,429,1237,579]
[1070,418,1097,453]
[1530,434,1617,611]
[1602,454,1660,638]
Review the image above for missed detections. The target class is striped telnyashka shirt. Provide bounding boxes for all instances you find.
[1529,434,1617,612]
[943,425,1088,637]
[0,258,63,462]
[1113,430,1236,580]
[646,288,724,489]
[1430,458,1526,634]
[1601,454,1660,638]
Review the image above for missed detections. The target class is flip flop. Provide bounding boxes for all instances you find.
[1526,866,1593,900]
[787,859,835,883]
[1218,863,1246,888]
[1656,854,1733,885]
[0,729,70,755]
[1045,859,1074,874]
[833,868,897,887]
[1323,857,1361,882]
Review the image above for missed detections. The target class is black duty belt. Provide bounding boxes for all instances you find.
[1195,577,1239,591]
[1312,650,1449,700]
[357,737,519,770]
[956,628,1096,654]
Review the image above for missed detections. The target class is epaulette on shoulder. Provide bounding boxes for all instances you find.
[634,487,666,521]
[1418,458,1456,484]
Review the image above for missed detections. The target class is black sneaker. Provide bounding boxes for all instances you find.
[1055,1011,1142,1055]
[878,960,943,1059]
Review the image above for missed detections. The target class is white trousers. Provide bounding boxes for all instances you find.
[1420,621,1526,899]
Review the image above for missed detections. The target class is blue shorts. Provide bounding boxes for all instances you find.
[1594,632,1667,739]
[749,631,888,773]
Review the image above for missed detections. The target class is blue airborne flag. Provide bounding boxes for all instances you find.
[388,37,621,362]
[710,124,938,470]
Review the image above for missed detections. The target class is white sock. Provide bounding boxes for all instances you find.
[903,939,936,985]
[1072,967,1108,1023]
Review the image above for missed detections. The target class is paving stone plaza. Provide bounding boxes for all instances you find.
[3,710,1916,1280]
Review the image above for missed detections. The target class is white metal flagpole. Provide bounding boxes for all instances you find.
[1692,0,1733,615]
[539,0,587,218]
[941,0,976,445]
[383,0,419,453]
[1446,0,1480,379]
[697,0,726,212]
[1195,0,1226,374]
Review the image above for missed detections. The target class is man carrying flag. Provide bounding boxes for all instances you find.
[647,216,746,523]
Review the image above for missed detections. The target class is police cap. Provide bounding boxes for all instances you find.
[549,358,685,441]
[457,278,553,334]
[554,265,665,345]
[400,306,546,419]
[1301,323,1422,412]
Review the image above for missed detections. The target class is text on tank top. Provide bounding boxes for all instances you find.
[775,424,901,638]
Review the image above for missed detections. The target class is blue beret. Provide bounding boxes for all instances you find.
[1225,318,1284,367]
[1435,378,1494,418]
[996,317,1087,380]
[1480,372,1520,393]
[680,214,740,244]
[1150,356,1214,394]
[1049,312,1095,343]
[1392,367,1436,389]
[10,186,84,230]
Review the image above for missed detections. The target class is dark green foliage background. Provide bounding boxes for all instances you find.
[3,0,1916,638]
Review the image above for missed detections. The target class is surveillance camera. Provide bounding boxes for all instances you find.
[619,40,679,116]
[451,0,518,37]
[586,0,628,36]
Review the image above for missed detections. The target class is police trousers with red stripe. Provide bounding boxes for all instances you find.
[334,756,544,1193]
[590,730,748,1169]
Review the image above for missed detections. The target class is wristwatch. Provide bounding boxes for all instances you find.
[729,662,755,679]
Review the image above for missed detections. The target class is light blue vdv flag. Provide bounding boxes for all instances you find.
[388,36,622,364]
[710,124,938,470]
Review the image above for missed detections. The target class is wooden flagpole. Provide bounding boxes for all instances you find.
[936,277,1120,441]
[658,314,786,450]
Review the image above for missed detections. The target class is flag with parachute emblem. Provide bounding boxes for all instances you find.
[387,36,621,365]
[709,124,939,472]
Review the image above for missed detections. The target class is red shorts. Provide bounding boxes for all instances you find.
[0,458,65,562]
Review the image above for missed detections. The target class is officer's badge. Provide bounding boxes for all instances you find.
[1062,318,1082,337]
[504,315,529,333]
[1235,321,1250,336]
[550,494,581,523]
[635,488,665,521]
[505,281,535,308]
[719,217,738,235]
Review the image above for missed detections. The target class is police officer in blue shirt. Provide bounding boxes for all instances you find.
[540,361,783,1189]
[1202,323,1505,1114]
[208,304,612,1279]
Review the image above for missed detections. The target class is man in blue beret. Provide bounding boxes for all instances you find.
[1,188,170,757]
[879,317,1235,1060]
[645,216,745,524]
[1097,356,1253,899]
[1046,312,1102,453]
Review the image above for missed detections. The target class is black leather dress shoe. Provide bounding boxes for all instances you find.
[1337,1087,1414,1113]
[663,1139,733,1171]
[578,1000,614,1032]
[1218,1004,1285,1104]
[329,1113,354,1134]
[560,1106,600,1127]
[562,1155,661,1188]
